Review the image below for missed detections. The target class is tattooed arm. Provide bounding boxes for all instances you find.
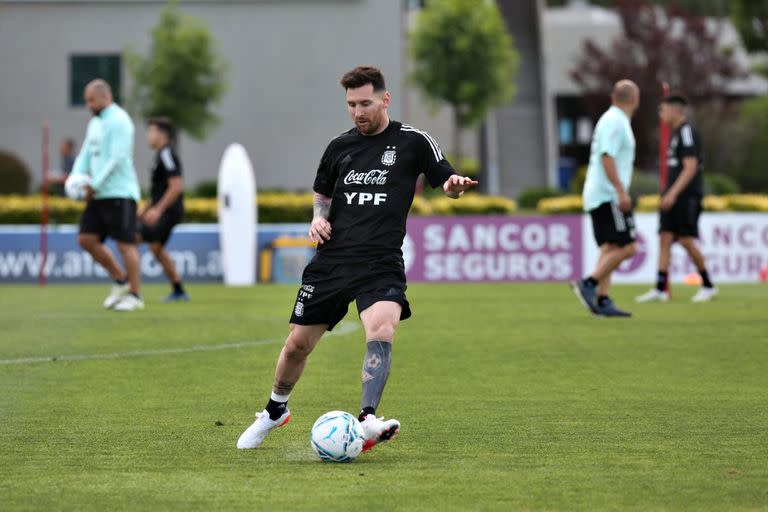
[309,193,332,244]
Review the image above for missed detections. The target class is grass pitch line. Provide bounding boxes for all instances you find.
[0,320,360,366]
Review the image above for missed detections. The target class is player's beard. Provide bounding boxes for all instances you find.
[356,119,375,135]
[356,115,383,136]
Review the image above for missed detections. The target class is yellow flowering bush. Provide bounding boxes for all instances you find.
[3,193,765,224]
[536,195,583,214]
[721,194,768,212]
[537,194,768,214]
[0,192,520,224]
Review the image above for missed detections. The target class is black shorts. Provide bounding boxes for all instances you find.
[139,209,182,246]
[660,195,701,237]
[289,255,412,331]
[589,201,636,247]
[79,198,137,244]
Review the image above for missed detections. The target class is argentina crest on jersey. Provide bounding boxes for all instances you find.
[381,146,397,166]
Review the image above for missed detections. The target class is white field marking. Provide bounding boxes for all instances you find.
[282,447,323,462]
[0,321,360,366]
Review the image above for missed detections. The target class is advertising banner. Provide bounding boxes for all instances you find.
[582,213,768,283]
[403,216,583,282]
[0,224,308,284]
[2,213,765,284]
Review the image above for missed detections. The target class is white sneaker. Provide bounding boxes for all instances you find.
[635,288,670,303]
[692,287,718,302]
[103,283,129,309]
[236,409,291,449]
[112,294,145,312]
[360,414,400,452]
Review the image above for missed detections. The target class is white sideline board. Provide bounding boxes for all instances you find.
[217,143,256,286]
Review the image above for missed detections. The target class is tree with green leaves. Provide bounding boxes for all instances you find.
[546,0,730,17]
[731,97,768,193]
[126,1,228,141]
[732,0,768,75]
[729,0,768,192]
[570,0,745,169]
[409,0,519,167]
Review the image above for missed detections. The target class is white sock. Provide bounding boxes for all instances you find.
[271,391,290,403]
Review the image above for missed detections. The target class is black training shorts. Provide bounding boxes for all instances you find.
[79,198,137,244]
[660,195,701,238]
[289,254,412,331]
[140,209,182,246]
[589,201,636,247]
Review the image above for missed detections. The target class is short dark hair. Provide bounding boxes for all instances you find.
[339,66,386,92]
[148,116,176,142]
[662,94,688,106]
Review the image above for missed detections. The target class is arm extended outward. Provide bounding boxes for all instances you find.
[442,175,479,199]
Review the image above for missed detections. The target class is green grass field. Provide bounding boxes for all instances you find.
[0,283,766,511]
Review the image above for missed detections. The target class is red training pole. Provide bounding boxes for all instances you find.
[39,122,50,287]
[659,82,670,191]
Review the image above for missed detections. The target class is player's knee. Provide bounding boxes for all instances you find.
[117,241,136,254]
[624,243,638,259]
[78,234,96,251]
[283,341,307,360]
[284,329,315,359]
[367,320,396,342]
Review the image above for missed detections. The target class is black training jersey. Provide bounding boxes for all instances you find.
[150,145,184,212]
[666,122,704,197]
[313,120,455,262]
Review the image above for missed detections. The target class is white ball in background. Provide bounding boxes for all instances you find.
[64,174,91,201]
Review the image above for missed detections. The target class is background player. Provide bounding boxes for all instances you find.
[571,80,640,317]
[636,95,717,303]
[137,117,188,303]
[72,79,143,312]
[237,66,477,451]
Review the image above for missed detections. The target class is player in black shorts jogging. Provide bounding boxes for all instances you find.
[636,95,718,303]
[137,117,188,303]
[237,66,477,451]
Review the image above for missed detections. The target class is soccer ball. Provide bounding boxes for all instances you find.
[310,410,365,463]
[64,174,91,201]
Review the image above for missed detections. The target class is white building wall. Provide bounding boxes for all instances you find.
[0,0,403,192]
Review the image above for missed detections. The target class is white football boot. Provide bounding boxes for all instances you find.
[360,414,400,452]
[236,409,291,449]
[635,288,670,303]
[692,287,718,303]
[103,283,129,309]
[112,294,145,312]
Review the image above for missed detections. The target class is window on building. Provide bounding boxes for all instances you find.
[70,55,121,107]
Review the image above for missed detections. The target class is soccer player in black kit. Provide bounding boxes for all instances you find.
[636,95,717,303]
[137,117,189,302]
[237,66,477,451]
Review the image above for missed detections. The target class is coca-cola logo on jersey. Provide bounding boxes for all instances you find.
[343,169,389,186]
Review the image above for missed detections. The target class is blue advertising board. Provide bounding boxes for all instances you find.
[0,224,312,283]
